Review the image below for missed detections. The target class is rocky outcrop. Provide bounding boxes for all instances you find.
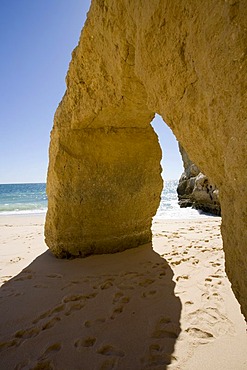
[177,144,221,215]
[45,0,247,320]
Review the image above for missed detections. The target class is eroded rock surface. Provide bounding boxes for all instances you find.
[45,0,247,319]
[177,144,221,215]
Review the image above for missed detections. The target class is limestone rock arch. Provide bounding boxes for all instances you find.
[45,0,247,319]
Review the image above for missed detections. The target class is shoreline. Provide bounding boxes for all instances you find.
[0,210,218,219]
[0,210,47,217]
[0,214,246,369]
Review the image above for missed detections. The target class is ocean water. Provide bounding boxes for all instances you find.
[0,180,212,219]
[0,183,47,215]
[154,180,212,219]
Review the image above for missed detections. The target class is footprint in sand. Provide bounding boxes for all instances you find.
[112,291,124,303]
[61,280,81,291]
[176,275,189,282]
[0,326,41,352]
[185,307,235,341]
[15,359,33,370]
[138,278,155,287]
[15,326,40,340]
[185,327,214,343]
[32,304,65,324]
[14,274,33,282]
[84,318,106,328]
[185,300,194,306]
[201,291,224,306]
[100,358,119,370]
[25,295,90,340]
[110,290,130,319]
[74,337,96,349]
[140,343,172,367]
[142,290,157,298]
[42,317,61,330]
[112,291,129,305]
[120,271,140,277]
[41,342,62,357]
[46,273,63,279]
[110,305,124,320]
[97,344,125,357]
[159,269,167,278]
[116,282,134,290]
[65,301,85,316]
[152,316,179,339]
[211,262,221,267]
[22,343,62,370]
[9,256,22,264]
[63,292,97,304]
[62,292,97,316]
[62,294,85,303]
[170,257,190,267]
[100,280,114,290]
[33,284,48,289]
[211,273,225,279]
[0,338,19,351]
[140,261,153,267]
[192,258,199,265]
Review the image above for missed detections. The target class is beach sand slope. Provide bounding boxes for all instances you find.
[0,215,246,369]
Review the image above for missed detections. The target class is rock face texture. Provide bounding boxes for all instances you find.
[177,144,221,215]
[45,0,247,319]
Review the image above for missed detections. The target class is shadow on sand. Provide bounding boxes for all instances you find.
[0,243,181,369]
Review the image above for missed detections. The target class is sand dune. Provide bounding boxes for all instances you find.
[0,215,246,369]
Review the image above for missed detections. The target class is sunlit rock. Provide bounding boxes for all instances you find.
[45,0,247,320]
[177,144,221,215]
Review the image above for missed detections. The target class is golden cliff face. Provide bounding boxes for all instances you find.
[45,0,247,319]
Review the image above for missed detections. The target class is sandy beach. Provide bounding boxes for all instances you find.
[0,215,246,369]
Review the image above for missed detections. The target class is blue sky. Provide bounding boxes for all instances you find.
[0,0,183,184]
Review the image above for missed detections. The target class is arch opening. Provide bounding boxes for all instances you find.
[150,114,221,220]
[150,114,183,182]
[149,116,246,345]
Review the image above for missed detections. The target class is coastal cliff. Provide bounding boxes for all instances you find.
[45,0,247,320]
[177,144,221,216]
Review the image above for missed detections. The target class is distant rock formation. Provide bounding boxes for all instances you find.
[177,144,221,216]
[45,0,247,320]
